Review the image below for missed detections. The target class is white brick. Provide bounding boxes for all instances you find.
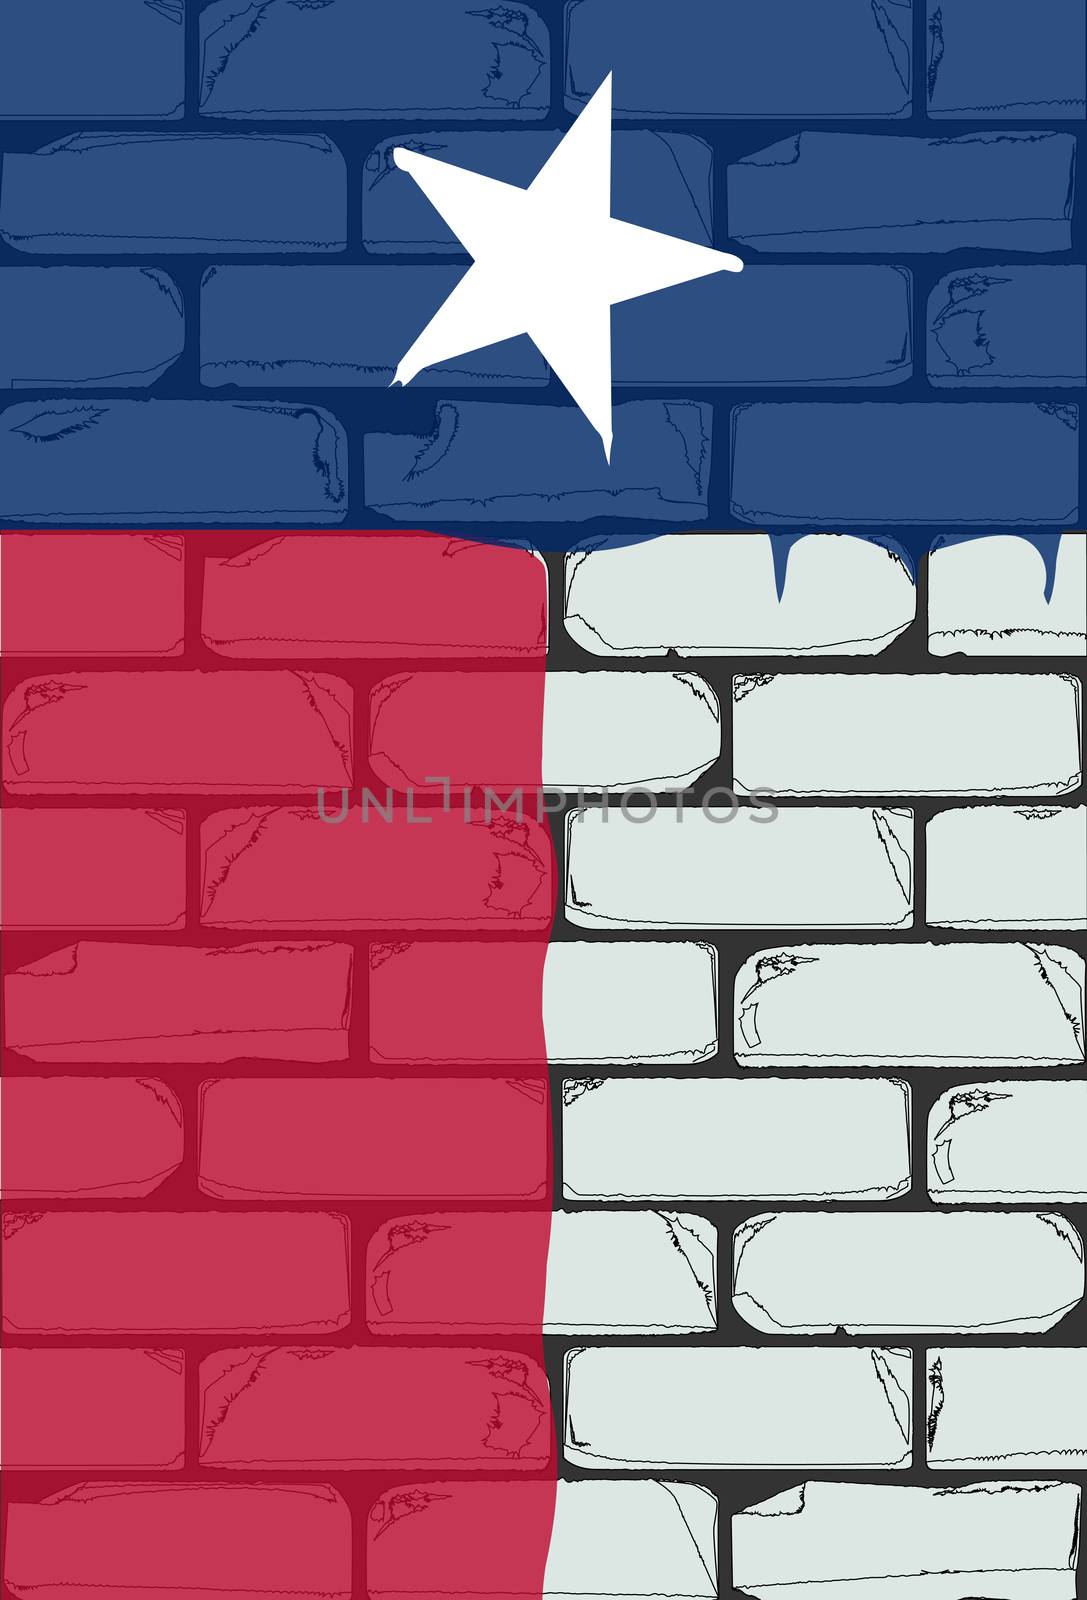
[543,671,720,790]
[928,1081,1087,1203]
[565,805,912,929]
[732,1211,1084,1335]
[733,943,1085,1068]
[564,532,915,656]
[544,942,718,1065]
[733,1480,1080,1600]
[563,1346,912,1470]
[929,532,1087,656]
[927,804,1087,929]
[562,1076,911,1202]
[544,1210,717,1333]
[732,672,1082,796]
[547,940,717,1068]
[548,1481,717,1600]
[927,1347,1087,1470]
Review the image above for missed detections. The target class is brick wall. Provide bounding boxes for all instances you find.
[2,0,1087,1593]
[3,528,1086,1598]
[2,530,559,1600]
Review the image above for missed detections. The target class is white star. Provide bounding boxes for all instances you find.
[391,74,743,460]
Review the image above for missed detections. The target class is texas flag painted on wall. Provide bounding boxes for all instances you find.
[2,4,1086,1600]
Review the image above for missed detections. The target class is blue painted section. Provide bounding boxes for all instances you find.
[0,268,184,389]
[728,131,1076,253]
[0,133,345,254]
[0,0,184,121]
[926,266,1086,388]
[365,400,711,522]
[613,267,912,387]
[200,266,546,388]
[0,400,347,524]
[565,0,912,118]
[730,403,1079,527]
[199,0,549,119]
[363,130,712,252]
[927,0,1085,118]
[0,0,1082,564]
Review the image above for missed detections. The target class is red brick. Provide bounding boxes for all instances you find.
[369,941,547,1065]
[4,940,352,1063]
[3,670,353,793]
[198,1076,548,1200]
[2,1211,350,1334]
[1,1348,184,1469]
[364,1212,551,1334]
[3,1482,350,1600]
[368,1481,556,1600]
[2,1077,182,1198]
[2,808,185,929]
[202,534,547,659]
[370,670,545,791]
[1,533,184,658]
[200,806,554,930]
[198,1346,550,1468]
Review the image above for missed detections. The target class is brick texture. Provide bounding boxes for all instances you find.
[2,522,1086,1596]
[1,12,1081,537]
[1,527,558,1600]
[2,0,1086,1590]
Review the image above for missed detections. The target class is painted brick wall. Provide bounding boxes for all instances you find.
[3,528,1086,1599]
[2,0,1087,1594]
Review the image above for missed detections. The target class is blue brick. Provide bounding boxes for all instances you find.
[365,401,711,523]
[728,131,1075,253]
[199,265,547,389]
[614,267,912,387]
[0,400,347,524]
[363,131,711,253]
[730,403,1078,526]
[0,133,345,255]
[927,0,1085,118]
[565,0,911,118]
[199,0,549,120]
[0,268,183,391]
[927,267,1086,388]
[0,0,184,121]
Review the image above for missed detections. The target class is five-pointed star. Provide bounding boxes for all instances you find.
[391,74,743,459]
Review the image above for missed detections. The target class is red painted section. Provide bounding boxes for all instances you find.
[2,529,556,1600]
